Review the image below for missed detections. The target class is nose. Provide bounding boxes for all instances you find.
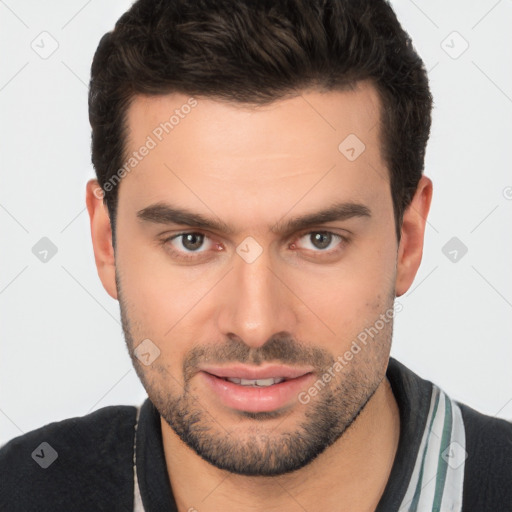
[216,245,298,349]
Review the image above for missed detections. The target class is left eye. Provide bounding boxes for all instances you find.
[168,233,212,253]
[294,231,343,251]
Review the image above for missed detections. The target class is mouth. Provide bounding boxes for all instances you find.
[221,376,287,387]
[198,364,315,413]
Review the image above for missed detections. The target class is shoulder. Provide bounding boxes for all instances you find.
[387,359,512,510]
[458,401,512,510]
[0,404,138,512]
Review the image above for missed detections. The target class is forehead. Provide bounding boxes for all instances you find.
[119,82,389,227]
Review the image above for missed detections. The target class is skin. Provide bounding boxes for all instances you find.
[86,80,432,511]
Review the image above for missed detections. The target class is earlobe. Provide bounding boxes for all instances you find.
[395,176,433,297]
[85,179,118,300]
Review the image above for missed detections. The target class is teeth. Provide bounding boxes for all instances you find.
[226,377,285,387]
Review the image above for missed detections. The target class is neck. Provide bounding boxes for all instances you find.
[161,377,400,512]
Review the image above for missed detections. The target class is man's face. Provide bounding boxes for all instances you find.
[114,82,400,475]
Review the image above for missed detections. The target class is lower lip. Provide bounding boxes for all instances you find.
[200,371,314,413]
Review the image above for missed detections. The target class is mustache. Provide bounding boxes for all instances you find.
[183,332,334,380]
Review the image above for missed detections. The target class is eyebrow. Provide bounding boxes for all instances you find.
[136,201,371,235]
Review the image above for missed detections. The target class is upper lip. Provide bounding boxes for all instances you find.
[199,364,314,380]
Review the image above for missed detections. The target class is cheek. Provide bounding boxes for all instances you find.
[116,227,185,322]
[116,237,221,370]
[293,235,396,331]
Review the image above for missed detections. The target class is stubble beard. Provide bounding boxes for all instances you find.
[117,273,394,476]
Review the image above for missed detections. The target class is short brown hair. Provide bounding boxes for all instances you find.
[89,0,432,240]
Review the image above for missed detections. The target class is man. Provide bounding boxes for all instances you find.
[1,0,511,510]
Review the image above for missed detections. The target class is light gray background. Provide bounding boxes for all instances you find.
[1,0,511,447]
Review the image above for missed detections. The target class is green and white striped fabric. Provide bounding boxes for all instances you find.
[398,385,466,511]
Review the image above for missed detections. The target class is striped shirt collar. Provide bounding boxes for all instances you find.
[133,358,466,511]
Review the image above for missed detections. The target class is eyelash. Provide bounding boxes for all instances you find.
[160,230,349,262]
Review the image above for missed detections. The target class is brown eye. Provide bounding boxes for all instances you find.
[295,231,343,252]
[309,232,333,250]
[180,233,205,251]
[166,232,212,257]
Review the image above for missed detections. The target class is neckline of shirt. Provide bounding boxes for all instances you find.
[133,357,433,511]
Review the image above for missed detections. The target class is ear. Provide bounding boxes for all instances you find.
[85,179,118,300]
[395,176,433,297]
